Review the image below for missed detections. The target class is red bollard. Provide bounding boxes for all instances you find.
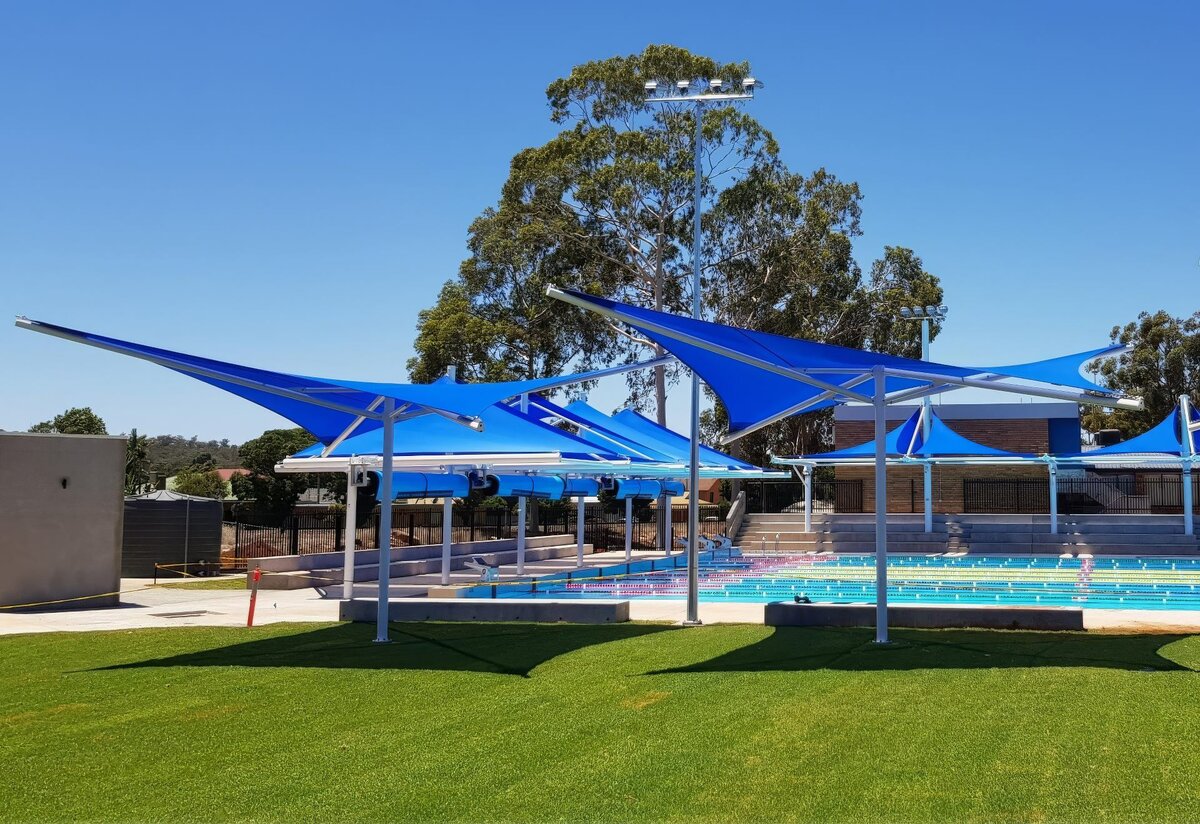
[247,566,262,627]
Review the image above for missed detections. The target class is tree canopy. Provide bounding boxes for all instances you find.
[230,428,317,523]
[410,44,943,454]
[29,407,108,435]
[1083,310,1200,438]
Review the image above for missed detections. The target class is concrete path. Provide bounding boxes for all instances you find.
[0,579,337,636]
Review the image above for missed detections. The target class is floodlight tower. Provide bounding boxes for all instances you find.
[644,75,762,626]
[897,304,949,533]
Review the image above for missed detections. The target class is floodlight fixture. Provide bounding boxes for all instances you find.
[676,79,691,93]
[708,78,725,92]
[644,80,658,96]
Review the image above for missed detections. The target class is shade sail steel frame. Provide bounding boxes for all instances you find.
[14,315,677,642]
[547,286,1144,642]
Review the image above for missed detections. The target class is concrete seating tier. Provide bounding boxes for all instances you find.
[735,513,1198,557]
[254,535,591,590]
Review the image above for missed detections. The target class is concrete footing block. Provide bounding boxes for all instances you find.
[764,602,1085,631]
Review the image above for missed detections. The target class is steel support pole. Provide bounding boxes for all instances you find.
[1181,395,1194,536]
[576,496,585,567]
[1048,462,1059,536]
[440,495,453,586]
[341,463,358,599]
[516,496,527,574]
[685,99,705,627]
[1185,465,1194,537]
[624,497,633,561]
[374,398,395,643]
[921,318,933,533]
[873,367,889,644]
[802,465,813,533]
[662,494,673,556]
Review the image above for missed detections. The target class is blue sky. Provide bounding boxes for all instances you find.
[2,1,1196,442]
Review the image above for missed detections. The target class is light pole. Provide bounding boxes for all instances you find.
[644,75,762,625]
[897,304,948,533]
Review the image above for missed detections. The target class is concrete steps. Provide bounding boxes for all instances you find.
[257,540,590,590]
[735,513,1198,557]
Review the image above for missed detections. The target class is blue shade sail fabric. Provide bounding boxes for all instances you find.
[562,400,758,470]
[19,319,616,445]
[791,409,1032,461]
[551,290,1123,435]
[1067,406,1199,458]
[371,472,470,501]
[984,345,1125,395]
[292,393,625,462]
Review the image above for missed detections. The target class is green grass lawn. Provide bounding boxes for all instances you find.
[2,622,1198,822]
[155,576,246,590]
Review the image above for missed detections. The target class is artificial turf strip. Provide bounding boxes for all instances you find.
[1,623,1198,823]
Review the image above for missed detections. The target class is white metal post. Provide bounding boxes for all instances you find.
[920,318,934,533]
[516,496,527,575]
[1181,395,1194,537]
[873,367,889,644]
[341,462,358,599]
[662,493,673,556]
[624,496,633,561]
[1048,461,1059,535]
[685,99,705,627]
[440,495,453,586]
[374,398,395,643]
[576,496,585,567]
[802,465,813,533]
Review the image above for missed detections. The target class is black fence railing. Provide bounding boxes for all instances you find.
[221,502,723,562]
[746,480,864,514]
[963,475,1200,515]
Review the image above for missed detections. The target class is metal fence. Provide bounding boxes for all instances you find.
[963,475,1200,515]
[746,480,864,514]
[221,502,723,563]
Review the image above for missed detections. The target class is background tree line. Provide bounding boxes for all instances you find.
[406,45,1196,463]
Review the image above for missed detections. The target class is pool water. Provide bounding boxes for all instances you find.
[490,553,1200,610]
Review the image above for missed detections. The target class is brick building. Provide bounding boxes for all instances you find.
[832,402,1081,513]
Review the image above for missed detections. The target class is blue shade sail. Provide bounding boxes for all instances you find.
[980,345,1125,394]
[563,401,757,469]
[18,318,620,445]
[788,409,1032,461]
[1070,407,1197,458]
[292,392,626,461]
[550,290,1125,435]
[372,472,470,501]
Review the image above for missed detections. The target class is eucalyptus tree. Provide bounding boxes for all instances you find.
[1082,310,1200,437]
[411,45,780,423]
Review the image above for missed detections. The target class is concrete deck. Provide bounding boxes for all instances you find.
[2,556,1199,634]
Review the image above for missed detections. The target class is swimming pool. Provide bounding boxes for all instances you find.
[482,553,1200,610]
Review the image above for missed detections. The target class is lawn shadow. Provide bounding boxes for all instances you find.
[652,627,1196,674]
[98,621,675,677]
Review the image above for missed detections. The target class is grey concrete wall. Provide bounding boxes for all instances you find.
[0,433,126,609]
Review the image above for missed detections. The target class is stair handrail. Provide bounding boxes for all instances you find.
[725,490,746,539]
